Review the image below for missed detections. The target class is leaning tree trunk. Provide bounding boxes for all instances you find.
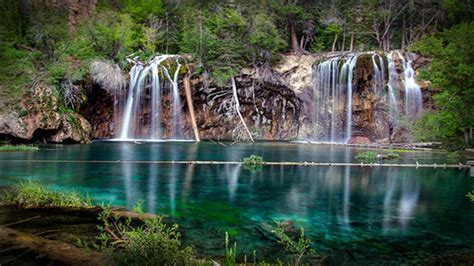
[183,73,200,142]
[331,33,338,52]
[231,77,254,142]
[289,18,300,53]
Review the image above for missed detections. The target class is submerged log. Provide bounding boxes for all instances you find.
[0,226,108,265]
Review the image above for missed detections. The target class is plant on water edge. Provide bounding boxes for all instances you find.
[467,190,474,202]
[3,180,91,208]
[355,151,377,162]
[94,206,195,266]
[0,145,39,152]
[355,151,400,162]
[241,155,264,172]
[272,222,316,266]
[224,231,237,265]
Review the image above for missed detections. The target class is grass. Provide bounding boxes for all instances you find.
[355,151,399,162]
[91,205,195,266]
[0,145,39,152]
[355,151,377,162]
[3,180,91,208]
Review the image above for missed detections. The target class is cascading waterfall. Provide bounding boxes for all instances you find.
[313,54,357,143]
[117,55,187,141]
[371,53,385,95]
[386,52,401,123]
[398,52,423,119]
[312,51,422,143]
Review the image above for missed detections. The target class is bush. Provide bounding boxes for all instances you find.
[96,207,195,265]
[273,222,315,265]
[4,180,92,208]
[241,155,264,172]
[355,151,377,162]
[467,190,474,202]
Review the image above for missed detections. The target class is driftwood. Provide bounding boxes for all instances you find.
[1,159,469,169]
[183,73,201,142]
[0,202,160,221]
[0,226,108,265]
[231,76,254,142]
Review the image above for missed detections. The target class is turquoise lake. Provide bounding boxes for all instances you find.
[0,142,473,263]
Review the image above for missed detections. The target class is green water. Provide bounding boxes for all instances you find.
[0,142,472,263]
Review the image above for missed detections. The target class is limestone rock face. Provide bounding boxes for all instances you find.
[186,54,320,140]
[0,86,91,143]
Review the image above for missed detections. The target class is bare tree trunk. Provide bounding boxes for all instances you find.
[231,77,254,142]
[183,74,200,142]
[350,33,354,51]
[331,33,338,52]
[289,19,300,53]
[341,32,346,52]
[401,14,406,49]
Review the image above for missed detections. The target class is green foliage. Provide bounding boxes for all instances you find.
[96,208,195,265]
[123,0,164,22]
[355,151,399,162]
[4,180,92,208]
[410,22,474,149]
[273,222,315,265]
[81,9,136,60]
[311,23,343,53]
[355,151,378,162]
[241,155,264,172]
[467,190,474,202]
[249,14,286,63]
[224,231,237,265]
[0,145,39,152]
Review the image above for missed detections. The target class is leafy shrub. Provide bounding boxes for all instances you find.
[355,151,399,162]
[467,190,474,202]
[272,222,315,265]
[4,180,91,208]
[96,207,195,265]
[355,151,377,162]
[241,155,264,173]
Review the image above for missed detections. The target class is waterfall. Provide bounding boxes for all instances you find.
[386,52,401,123]
[398,52,423,119]
[117,55,187,141]
[344,55,358,143]
[311,51,422,143]
[371,53,385,94]
[313,54,357,143]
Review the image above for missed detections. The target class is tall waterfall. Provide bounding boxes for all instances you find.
[399,52,423,119]
[313,54,357,143]
[117,55,187,141]
[387,52,401,123]
[312,51,422,143]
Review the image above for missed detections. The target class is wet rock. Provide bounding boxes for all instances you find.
[349,136,373,145]
[0,86,91,143]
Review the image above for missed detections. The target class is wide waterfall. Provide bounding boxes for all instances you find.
[116,55,187,141]
[312,51,422,143]
[313,54,358,143]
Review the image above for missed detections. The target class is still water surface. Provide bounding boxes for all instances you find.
[0,142,472,263]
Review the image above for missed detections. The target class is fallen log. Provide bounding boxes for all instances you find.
[0,226,109,265]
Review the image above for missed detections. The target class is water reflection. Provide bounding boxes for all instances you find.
[0,143,472,261]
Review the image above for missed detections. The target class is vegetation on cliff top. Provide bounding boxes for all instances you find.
[411,22,474,150]
[0,0,473,146]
